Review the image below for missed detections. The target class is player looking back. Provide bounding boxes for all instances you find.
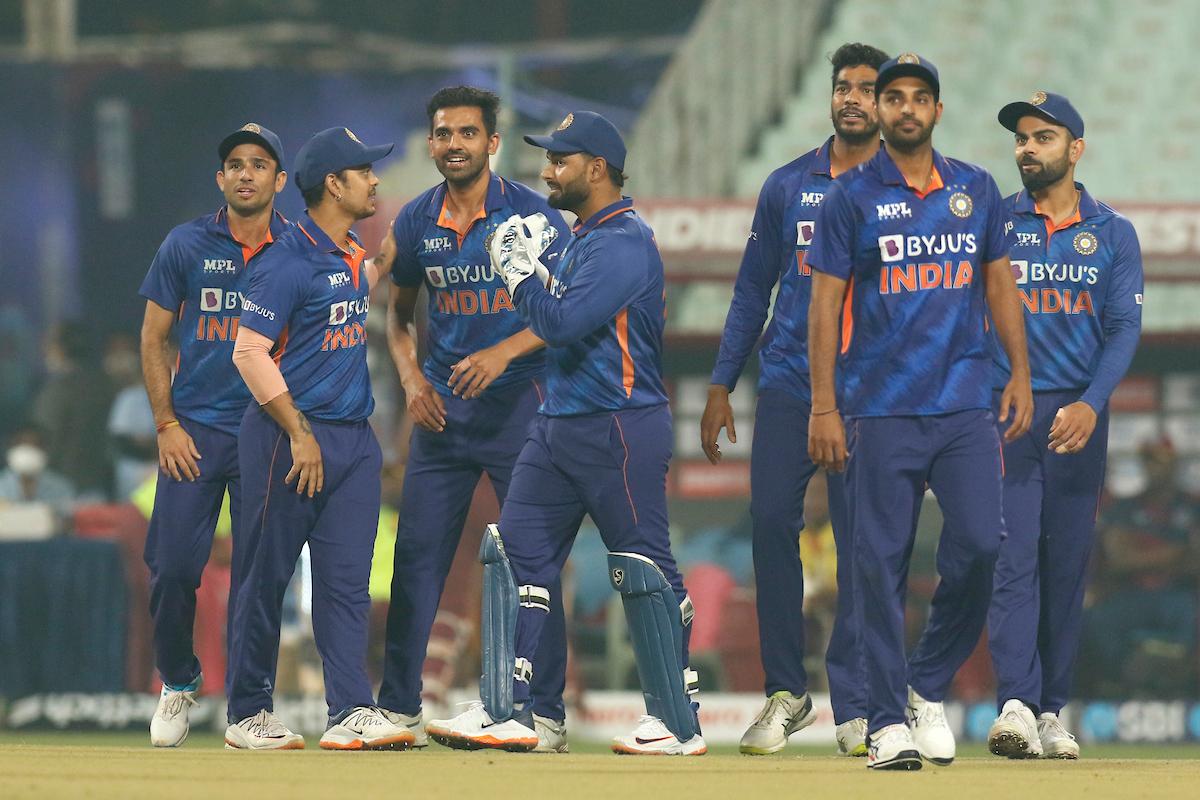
[807,54,1033,770]
[376,86,573,751]
[427,111,705,756]
[701,42,887,757]
[139,123,288,748]
[986,93,1143,760]
[226,126,408,751]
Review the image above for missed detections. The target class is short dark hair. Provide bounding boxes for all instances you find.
[830,42,889,90]
[427,86,501,137]
[606,164,627,188]
[301,169,347,209]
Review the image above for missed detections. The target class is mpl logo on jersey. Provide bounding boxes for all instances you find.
[203,258,236,274]
[876,201,912,221]
[799,191,824,207]
[422,236,453,254]
[1015,232,1042,247]
[796,221,815,246]
[876,233,979,295]
[328,272,351,288]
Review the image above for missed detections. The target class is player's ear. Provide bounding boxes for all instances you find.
[274,169,288,194]
[590,156,607,185]
[1069,137,1085,165]
[215,169,226,192]
[487,131,500,156]
[934,101,944,124]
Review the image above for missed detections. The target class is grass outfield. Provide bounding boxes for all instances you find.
[1,732,1198,800]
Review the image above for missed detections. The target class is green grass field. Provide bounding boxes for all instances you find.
[2,732,1199,800]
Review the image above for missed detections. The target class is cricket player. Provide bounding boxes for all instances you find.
[140,123,288,747]
[225,126,410,750]
[986,93,1143,760]
[702,42,888,757]
[427,111,705,755]
[807,54,1033,770]
[376,86,574,751]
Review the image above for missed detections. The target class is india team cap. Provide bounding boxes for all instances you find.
[523,111,627,172]
[218,123,285,170]
[998,91,1085,139]
[875,52,940,101]
[293,126,395,191]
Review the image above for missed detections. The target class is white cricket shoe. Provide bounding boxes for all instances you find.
[149,676,201,747]
[867,723,922,770]
[1038,712,1080,759]
[988,699,1043,759]
[224,710,305,750]
[426,702,538,752]
[836,717,869,757]
[320,706,417,750]
[738,691,817,755]
[612,715,707,756]
[907,687,955,765]
[533,714,569,753]
[379,709,428,748]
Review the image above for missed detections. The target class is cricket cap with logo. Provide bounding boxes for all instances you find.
[998,91,1085,139]
[218,123,286,169]
[875,52,940,101]
[523,111,626,171]
[293,126,394,191]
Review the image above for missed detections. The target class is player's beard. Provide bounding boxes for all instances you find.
[1019,150,1071,193]
[438,150,487,187]
[547,174,589,213]
[881,114,935,152]
[832,109,879,146]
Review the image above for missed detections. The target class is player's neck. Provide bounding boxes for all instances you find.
[1031,175,1080,227]
[573,187,623,225]
[444,167,492,220]
[830,135,879,176]
[885,142,935,194]
[226,205,274,249]
[308,203,356,252]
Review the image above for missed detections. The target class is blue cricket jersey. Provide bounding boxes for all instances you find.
[391,173,569,395]
[512,197,669,417]
[992,183,1143,412]
[139,207,290,435]
[711,137,845,401]
[238,214,374,423]
[807,147,1011,418]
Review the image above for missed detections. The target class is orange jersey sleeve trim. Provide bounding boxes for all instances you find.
[615,308,635,398]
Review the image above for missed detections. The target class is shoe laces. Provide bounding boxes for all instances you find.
[1042,715,1075,741]
[242,709,288,737]
[160,690,197,720]
[751,694,789,727]
[915,700,947,728]
[341,707,382,731]
[846,717,868,737]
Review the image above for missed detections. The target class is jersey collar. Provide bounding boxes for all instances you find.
[212,206,290,240]
[1012,181,1101,221]
[573,197,635,238]
[811,136,835,177]
[425,171,509,220]
[296,211,362,256]
[876,146,949,199]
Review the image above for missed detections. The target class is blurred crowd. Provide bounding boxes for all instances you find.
[1,308,1197,703]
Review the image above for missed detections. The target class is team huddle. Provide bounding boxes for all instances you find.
[139,42,1142,770]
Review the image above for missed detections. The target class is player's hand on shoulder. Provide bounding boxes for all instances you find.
[404,376,447,433]
[700,384,737,465]
[157,423,202,482]
[448,343,512,400]
[1048,401,1097,454]
[998,374,1034,442]
[808,410,847,473]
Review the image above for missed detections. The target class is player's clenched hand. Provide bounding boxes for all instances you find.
[158,424,202,482]
[448,343,512,399]
[700,385,737,465]
[285,430,324,498]
[997,375,1034,442]
[405,376,447,432]
[1048,401,1097,454]
[809,411,847,473]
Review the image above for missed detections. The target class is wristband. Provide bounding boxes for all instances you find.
[156,420,180,433]
[810,408,839,417]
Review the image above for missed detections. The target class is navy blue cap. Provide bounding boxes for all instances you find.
[293,126,394,191]
[523,111,627,171]
[875,52,940,101]
[219,123,285,170]
[998,91,1084,139]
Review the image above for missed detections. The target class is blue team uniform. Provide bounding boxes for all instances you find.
[138,206,288,693]
[988,184,1143,715]
[808,146,1012,732]
[378,173,574,721]
[710,138,861,721]
[496,198,694,710]
[228,215,382,723]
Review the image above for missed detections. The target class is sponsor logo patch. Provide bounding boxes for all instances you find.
[425,266,446,287]
[878,234,904,262]
[201,288,222,312]
[796,220,815,246]
[329,301,348,325]
[1011,259,1029,285]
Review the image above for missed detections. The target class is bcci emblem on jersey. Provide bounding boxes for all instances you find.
[1073,231,1099,255]
[949,192,973,219]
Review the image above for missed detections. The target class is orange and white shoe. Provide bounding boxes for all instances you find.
[426,702,538,752]
[612,715,707,756]
[319,706,416,750]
